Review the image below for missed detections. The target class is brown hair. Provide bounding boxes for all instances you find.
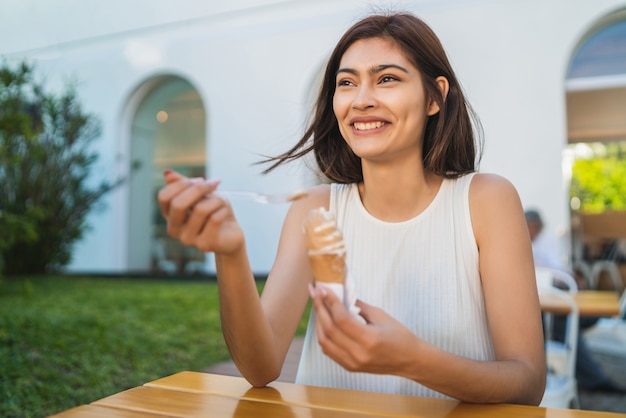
[261,12,483,183]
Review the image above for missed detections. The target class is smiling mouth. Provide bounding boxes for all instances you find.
[353,121,386,131]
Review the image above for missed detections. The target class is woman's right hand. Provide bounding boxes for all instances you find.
[157,170,245,255]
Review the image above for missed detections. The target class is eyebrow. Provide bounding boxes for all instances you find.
[336,64,410,77]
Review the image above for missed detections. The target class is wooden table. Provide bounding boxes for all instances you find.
[49,371,626,417]
[539,290,621,317]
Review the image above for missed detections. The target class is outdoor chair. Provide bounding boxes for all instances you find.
[537,280,580,409]
[588,239,626,294]
[535,268,579,408]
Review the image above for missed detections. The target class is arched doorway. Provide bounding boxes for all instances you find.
[565,10,626,290]
[127,76,207,274]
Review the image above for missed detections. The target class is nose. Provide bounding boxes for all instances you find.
[352,84,377,111]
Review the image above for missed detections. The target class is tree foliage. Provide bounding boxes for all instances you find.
[0,61,118,275]
[570,142,626,214]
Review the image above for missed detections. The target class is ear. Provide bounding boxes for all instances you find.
[427,76,449,116]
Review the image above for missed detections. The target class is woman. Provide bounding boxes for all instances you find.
[157,12,546,404]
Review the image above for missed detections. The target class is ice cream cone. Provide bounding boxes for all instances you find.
[303,207,346,284]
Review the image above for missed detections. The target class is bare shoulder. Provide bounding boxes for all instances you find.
[469,173,520,203]
[468,173,525,241]
[303,183,332,206]
[284,183,331,225]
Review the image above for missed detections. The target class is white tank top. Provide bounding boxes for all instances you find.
[295,173,495,398]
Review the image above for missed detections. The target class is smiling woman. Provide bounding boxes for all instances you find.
[156,12,546,406]
[332,38,443,166]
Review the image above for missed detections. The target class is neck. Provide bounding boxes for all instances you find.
[358,159,442,222]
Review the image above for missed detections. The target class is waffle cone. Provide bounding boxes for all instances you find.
[308,253,346,284]
[303,207,346,284]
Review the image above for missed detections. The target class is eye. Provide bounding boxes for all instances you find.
[379,75,399,84]
[337,79,354,87]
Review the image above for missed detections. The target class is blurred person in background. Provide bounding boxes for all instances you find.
[525,209,625,393]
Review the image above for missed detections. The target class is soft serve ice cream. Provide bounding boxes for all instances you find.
[303,207,359,315]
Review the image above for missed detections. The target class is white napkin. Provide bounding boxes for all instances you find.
[316,272,360,316]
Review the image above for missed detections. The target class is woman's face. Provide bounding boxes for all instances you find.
[332,37,440,164]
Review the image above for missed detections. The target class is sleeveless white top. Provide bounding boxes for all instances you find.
[295,173,495,398]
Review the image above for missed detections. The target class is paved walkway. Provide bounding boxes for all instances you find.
[205,337,626,413]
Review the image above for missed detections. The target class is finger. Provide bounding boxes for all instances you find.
[196,203,238,252]
[310,284,330,321]
[163,169,187,184]
[313,286,362,355]
[157,180,195,220]
[321,288,363,336]
[178,196,225,247]
[158,173,218,218]
[354,299,382,325]
[310,286,335,342]
[168,179,221,227]
[312,287,344,357]
[310,284,341,326]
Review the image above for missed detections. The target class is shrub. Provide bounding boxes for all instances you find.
[570,142,626,214]
[0,61,119,275]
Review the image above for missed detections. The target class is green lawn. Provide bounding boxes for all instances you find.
[0,275,310,418]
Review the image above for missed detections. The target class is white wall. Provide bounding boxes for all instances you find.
[2,0,625,273]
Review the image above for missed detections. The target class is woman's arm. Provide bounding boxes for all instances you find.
[310,174,546,404]
[464,173,546,403]
[158,171,329,386]
[217,184,330,386]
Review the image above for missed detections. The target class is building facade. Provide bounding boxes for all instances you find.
[1,0,625,274]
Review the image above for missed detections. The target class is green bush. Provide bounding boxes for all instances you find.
[570,142,626,214]
[0,61,119,275]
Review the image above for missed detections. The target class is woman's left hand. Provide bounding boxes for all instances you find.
[309,284,418,375]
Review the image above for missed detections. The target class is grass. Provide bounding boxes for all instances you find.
[0,275,310,418]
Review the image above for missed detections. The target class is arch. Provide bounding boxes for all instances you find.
[565,9,626,286]
[567,8,626,80]
[566,8,626,144]
[122,74,207,274]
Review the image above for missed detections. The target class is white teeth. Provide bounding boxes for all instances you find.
[354,121,385,131]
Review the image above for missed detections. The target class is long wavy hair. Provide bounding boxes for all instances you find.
[261,13,483,183]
